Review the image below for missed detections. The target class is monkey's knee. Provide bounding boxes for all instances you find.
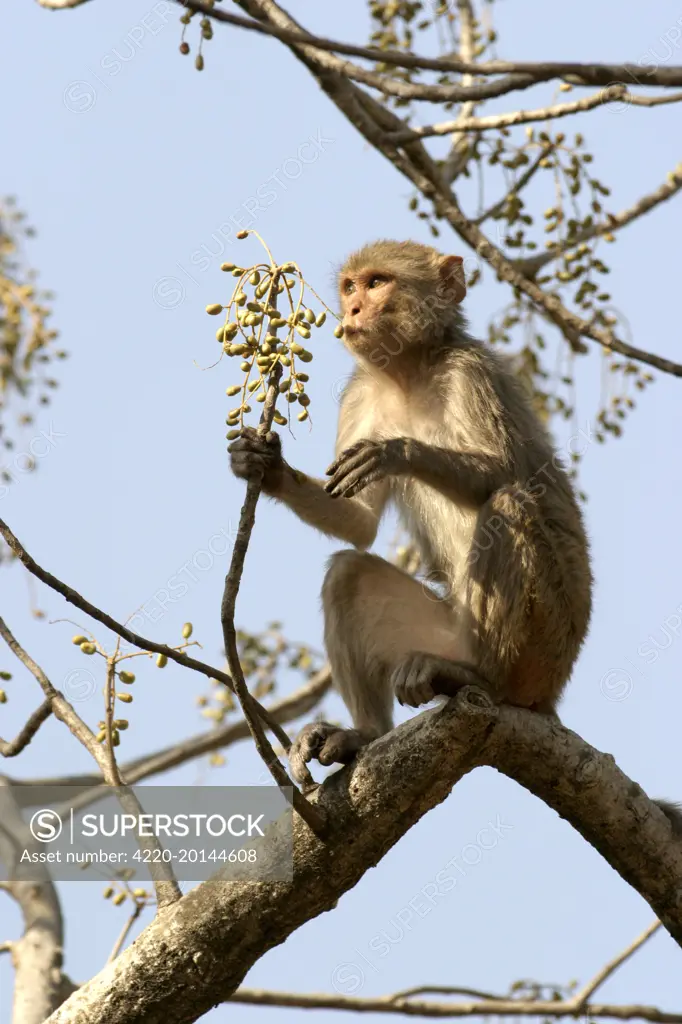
[322,549,383,611]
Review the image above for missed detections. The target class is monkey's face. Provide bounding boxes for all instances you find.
[338,245,467,361]
[339,269,407,355]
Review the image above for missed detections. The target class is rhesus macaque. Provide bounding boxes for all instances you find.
[227,240,674,834]
[230,239,591,778]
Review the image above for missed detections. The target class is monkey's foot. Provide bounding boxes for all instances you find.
[392,652,488,708]
[289,722,368,785]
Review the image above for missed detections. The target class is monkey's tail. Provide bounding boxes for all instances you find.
[655,798,682,836]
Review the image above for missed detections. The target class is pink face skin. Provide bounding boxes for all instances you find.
[339,269,397,346]
[339,256,465,351]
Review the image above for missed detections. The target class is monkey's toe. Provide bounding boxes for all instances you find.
[318,728,366,766]
[289,722,364,783]
[391,652,438,708]
[428,661,489,698]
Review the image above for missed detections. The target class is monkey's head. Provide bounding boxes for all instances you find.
[338,239,466,362]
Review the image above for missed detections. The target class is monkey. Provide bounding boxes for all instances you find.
[228,238,682,835]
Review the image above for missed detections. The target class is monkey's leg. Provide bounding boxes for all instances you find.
[289,550,476,782]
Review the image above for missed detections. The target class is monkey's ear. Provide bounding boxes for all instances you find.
[438,255,466,304]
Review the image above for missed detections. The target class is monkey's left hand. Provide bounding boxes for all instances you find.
[325,438,409,498]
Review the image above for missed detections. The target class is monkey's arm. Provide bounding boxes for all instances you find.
[275,468,384,549]
[400,441,507,507]
[326,438,507,509]
[229,427,385,549]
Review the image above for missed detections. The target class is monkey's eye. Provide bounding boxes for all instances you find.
[367,276,386,290]
[343,280,356,295]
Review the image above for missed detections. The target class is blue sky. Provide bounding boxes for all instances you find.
[1,0,682,1019]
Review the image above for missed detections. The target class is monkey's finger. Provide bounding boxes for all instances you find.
[325,440,373,476]
[230,456,269,480]
[325,449,376,492]
[340,469,387,499]
[328,459,383,498]
[228,437,272,455]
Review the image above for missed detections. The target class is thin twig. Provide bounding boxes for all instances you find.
[228,988,682,1020]
[0,699,52,757]
[0,617,103,762]
[181,1,682,88]
[0,517,292,753]
[391,87,682,144]
[441,0,478,184]
[104,656,123,786]
[517,162,682,275]
[0,617,181,906]
[107,902,144,963]
[219,265,324,834]
[570,920,662,1010]
[473,145,556,224]
[392,986,504,1001]
[10,665,332,797]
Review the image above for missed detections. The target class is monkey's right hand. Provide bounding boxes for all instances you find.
[228,426,285,493]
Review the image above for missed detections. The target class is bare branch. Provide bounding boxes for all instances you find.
[0,619,181,905]
[180,1,682,89]
[392,986,504,1001]
[517,161,682,275]
[227,988,682,1021]
[0,516,293,752]
[0,617,103,762]
[440,0,479,184]
[108,904,144,964]
[0,699,52,757]
[206,0,542,105]
[7,666,332,799]
[391,86,682,143]
[37,0,682,93]
[473,146,555,225]
[572,920,662,1010]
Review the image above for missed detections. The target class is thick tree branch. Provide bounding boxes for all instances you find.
[192,1,542,105]
[228,1,682,380]
[0,780,69,1024]
[44,692,682,1023]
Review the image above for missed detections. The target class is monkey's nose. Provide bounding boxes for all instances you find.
[350,303,361,317]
